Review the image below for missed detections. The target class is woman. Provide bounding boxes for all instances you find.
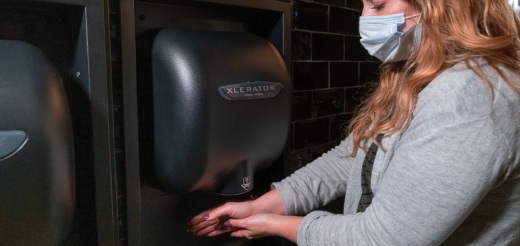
[189,0,520,245]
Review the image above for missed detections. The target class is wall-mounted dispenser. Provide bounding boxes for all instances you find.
[0,40,75,245]
[149,28,291,195]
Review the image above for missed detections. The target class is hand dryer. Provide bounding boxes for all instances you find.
[150,28,291,195]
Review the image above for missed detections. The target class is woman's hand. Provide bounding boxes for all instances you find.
[188,189,287,237]
[188,200,254,236]
[227,214,303,242]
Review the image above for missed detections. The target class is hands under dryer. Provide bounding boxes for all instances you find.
[188,190,302,242]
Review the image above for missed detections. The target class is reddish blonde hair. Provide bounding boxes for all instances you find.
[347,0,520,155]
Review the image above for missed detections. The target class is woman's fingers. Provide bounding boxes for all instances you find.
[189,204,233,227]
[205,203,239,221]
[189,209,213,226]
[189,219,218,235]
[189,219,237,237]
[206,224,237,237]
[188,201,257,237]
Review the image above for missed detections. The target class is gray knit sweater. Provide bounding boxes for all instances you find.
[273,62,520,245]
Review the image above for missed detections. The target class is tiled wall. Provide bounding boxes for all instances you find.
[288,0,380,175]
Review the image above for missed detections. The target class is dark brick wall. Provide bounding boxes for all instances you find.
[289,0,380,174]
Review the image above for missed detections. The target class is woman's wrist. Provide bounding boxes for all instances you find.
[251,189,286,215]
[268,215,302,243]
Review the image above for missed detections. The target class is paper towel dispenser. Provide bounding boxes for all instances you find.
[150,28,291,195]
[0,40,74,245]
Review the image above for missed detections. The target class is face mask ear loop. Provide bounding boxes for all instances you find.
[405,13,421,20]
[404,13,422,26]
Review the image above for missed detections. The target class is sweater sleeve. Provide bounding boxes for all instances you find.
[272,137,367,215]
[296,66,518,246]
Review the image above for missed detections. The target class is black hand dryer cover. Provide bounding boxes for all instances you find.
[151,28,291,195]
[0,40,74,245]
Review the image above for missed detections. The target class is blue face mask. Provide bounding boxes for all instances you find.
[359,13,422,62]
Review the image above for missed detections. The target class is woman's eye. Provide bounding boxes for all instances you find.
[371,4,385,10]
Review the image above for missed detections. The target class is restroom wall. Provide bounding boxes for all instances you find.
[288,0,381,211]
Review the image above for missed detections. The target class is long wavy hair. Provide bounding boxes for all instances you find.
[347,0,520,155]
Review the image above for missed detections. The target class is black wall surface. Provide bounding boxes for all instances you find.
[288,0,380,212]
